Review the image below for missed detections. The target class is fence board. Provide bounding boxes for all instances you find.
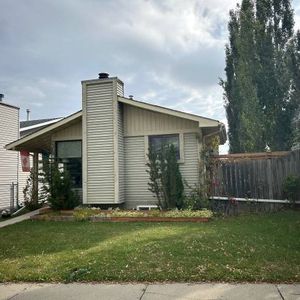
[212,150,300,200]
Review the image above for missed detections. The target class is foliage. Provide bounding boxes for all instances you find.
[0,211,299,282]
[221,0,300,152]
[282,175,300,204]
[73,208,213,220]
[147,144,184,209]
[23,168,45,211]
[183,183,209,210]
[41,160,79,210]
[73,208,97,221]
[184,136,219,210]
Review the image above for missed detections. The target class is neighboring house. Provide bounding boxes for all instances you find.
[20,117,62,137]
[6,73,226,208]
[18,117,62,204]
[0,96,61,209]
[0,96,19,209]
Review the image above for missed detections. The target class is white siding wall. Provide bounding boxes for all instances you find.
[124,136,155,208]
[0,104,19,209]
[124,132,199,209]
[83,81,115,203]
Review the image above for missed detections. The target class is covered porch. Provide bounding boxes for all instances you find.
[5,111,83,203]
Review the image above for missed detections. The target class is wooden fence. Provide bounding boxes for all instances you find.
[211,149,300,200]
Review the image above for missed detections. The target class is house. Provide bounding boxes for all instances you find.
[0,95,19,209]
[6,73,226,208]
[0,95,62,210]
[20,116,62,137]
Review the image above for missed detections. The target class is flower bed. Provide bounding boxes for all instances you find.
[31,208,213,222]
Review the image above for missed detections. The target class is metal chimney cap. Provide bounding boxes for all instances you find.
[98,72,109,79]
[0,94,4,102]
[129,95,134,99]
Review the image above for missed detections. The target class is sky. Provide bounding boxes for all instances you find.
[1,0,300,153]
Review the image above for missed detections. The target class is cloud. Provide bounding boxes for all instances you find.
[0,0,299,153]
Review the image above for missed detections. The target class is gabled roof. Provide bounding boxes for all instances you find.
[20,118,62,128]
[6,111,82,151]
[6,96,226,151]
[118,96,222,128]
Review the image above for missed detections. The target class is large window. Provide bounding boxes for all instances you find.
[56,140,82,188]
[149,134,180,159]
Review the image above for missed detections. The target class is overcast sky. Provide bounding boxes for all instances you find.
[1,0,300,153]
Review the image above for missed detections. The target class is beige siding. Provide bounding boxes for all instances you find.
[52,120,82,141]
[123,104,199,136]
[118,103,125,202]
[124,136,155,208]
[124,133,200,208]
[83,81,115,203]
[117,81,124,96]
[180,133,200,188]
[0,104,19,209]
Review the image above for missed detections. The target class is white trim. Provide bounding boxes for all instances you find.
[20,118,63,132]
[210,196,300,204]
[124,128,199,137]
[118,96,221,128]
[6,111,82,151]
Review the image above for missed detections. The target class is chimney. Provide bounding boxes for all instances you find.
[128,95,133,100]
[81,72,124,205]
[26,109,30,121]
[98,72,109,79]
[0,94,4,102]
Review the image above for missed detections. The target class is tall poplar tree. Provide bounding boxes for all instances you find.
[221,0,300,153]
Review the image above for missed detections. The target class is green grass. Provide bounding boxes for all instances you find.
[0,211,299,283]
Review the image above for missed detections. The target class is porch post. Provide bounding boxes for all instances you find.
[32,152,39,205]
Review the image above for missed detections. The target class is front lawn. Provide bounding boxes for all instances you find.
[0,211,299,283]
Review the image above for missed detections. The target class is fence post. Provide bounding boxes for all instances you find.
[267,159,274,200]
[10,182,15,211]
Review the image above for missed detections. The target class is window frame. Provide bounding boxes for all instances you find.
[145,133,184,164]
[55,140,82,189]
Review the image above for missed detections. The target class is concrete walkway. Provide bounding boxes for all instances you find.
[0,209,41,228]
[0,283,299,300]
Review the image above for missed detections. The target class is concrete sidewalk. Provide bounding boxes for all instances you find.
[0,283,299,300]
[0,209,42,228]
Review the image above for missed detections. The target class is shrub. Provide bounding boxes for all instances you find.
[41,162,79,210]
[282,175,300,205]
[23,168,45,211]
[147,144,184,209]
[183,183,210,210]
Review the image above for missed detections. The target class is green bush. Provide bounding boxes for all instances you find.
[147,144,184,209]
[42,162,79,210]
[282,175,300,205]
[23,168,45,211]
[183,183,210,210]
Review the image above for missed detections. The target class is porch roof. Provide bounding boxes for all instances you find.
[5,111,82,153]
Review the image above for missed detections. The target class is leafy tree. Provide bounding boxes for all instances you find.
[221,0,300,153]
[147,144,184,209]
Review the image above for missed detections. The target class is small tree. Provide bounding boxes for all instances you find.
[41,160,79,210]
[23,168,46,210]
[147,144,184,209]
[282,175,300,207]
